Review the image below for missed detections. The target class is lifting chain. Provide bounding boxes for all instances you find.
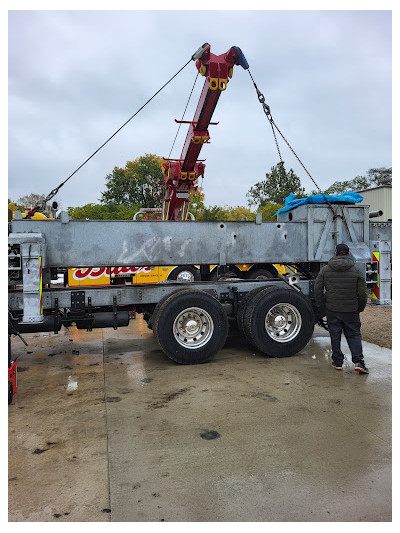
[248,70,337,217]
[25,52,197,219]
[251,76,284,166]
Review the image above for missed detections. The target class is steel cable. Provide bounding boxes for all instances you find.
[27,57,194,217]
[168,72,199,159]
[247,69,336,215]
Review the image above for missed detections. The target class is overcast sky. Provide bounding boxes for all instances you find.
[8,9,392,210]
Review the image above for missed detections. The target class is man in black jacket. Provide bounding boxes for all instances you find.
[314,243,369,373]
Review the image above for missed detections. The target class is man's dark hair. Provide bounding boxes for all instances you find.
[335,243,350,255]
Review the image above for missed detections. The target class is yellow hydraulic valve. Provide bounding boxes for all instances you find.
[193,135,210,144]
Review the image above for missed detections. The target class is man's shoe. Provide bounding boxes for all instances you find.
[332,362,343,371]
[354,361,369,374]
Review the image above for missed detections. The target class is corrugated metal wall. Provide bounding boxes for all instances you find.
[359,186,392,221]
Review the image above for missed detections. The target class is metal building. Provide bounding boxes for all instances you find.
[358,186,392,222]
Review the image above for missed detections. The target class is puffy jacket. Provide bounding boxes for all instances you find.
[314,255,368,313]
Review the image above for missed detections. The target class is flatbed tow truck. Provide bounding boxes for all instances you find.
[8,44,391,402]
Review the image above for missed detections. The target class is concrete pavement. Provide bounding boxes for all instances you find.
[8,318,392,521]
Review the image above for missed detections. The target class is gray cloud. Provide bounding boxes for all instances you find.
[8,10,391,209]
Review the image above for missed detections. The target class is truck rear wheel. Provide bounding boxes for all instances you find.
[167,265,200,282]
[154,290,228,364]
[243,287,314,357]
[237,286,272,336]
[245,268,275,280]
[151,287,196,332]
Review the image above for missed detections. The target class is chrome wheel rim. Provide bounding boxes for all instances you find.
[173,307,214,349]
[176,270,195,282]
[264,303,302,343]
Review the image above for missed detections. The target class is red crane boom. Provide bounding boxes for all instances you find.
[161,43,249,220]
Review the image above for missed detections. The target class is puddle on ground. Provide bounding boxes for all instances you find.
[301,337,391,379]
[66,375,78,392]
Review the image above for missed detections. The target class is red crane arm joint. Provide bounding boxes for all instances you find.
[162,44,248,220]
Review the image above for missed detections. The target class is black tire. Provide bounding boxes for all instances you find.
[236,286,273,336]
[245,268,275,280]
[167,265,200,282]
[8,382,13,405]
[151,288,196,333]
[154,289,229,364]
[243,287,314,357]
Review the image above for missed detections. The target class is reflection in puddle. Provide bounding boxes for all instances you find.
[304,336,391,378]
[309,336,391,358]
[66,375,78,392]
[123,352,152,385]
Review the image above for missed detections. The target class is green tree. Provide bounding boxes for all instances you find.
[17,193,46,208]
[310,167,392,195]
[311,176,370,195]
[225,206,256,221]
[67,202,141,220]
[8,198,23,211]
[334,176,370,193]
[246,163,305,207]
[258,201,284,221]
[197,205,230,221]
[197,205,258,222]
[188,188,206,219]
[366,167,392,187]
[100,154,164,207]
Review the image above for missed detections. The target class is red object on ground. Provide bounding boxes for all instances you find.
[9,359,18,397]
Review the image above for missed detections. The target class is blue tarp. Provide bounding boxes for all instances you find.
[274,191,364,216]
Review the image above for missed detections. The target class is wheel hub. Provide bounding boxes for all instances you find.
[182,317,200,335]
[176,270,194,282]
[265,303,301,343]
[273,314,287,328]
[173,307,214,349]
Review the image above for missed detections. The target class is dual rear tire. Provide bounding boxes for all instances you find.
[238,286,314,357]
[150,286,314,364]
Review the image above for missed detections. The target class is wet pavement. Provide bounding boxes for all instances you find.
[8,318,392,522]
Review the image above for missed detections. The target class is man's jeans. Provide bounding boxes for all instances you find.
[326,310,363,364]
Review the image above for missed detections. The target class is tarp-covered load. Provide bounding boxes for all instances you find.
[274,191,363,216]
